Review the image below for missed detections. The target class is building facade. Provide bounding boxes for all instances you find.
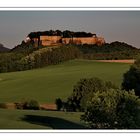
[30,34,105,47]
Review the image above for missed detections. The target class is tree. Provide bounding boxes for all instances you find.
[67,77,117,111]
[55,98,63,111]
[63,30,72,38]
[122,57,140,96]
[81,89,140,129]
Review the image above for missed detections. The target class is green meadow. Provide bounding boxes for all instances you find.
[0,109,84,129]
[0,59,132,129]
[0,59,131,103]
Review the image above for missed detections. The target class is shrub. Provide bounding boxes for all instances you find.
[14,102,24,109]
[55,98,63,111]
[23,100,40,110]
[81,89,140,129]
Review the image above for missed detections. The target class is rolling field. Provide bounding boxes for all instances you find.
[0,59,132,129]
[0,59,131,103]
[0,109,85,129]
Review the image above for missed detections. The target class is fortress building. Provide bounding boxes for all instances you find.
[62,36,105,46]
[27,30,105,47]
[40,35,62,46]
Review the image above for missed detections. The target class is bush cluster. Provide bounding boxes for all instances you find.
[81,89,140,129]
[15,100,40,110]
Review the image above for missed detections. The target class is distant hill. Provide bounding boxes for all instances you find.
[0,43,10,52]
[76,41,140,60]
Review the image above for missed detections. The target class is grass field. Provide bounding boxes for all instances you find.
[0,109,85,129]
[0,59,132,129]
[0,59,131,103]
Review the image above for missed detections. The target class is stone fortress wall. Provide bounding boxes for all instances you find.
[36,36,105,46]
[40,36,62,46]
[62,37,105,46]
[30,32,105,47]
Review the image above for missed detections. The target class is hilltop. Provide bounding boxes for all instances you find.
[26,30,105,47]
[0,30,139,73]
[0,40,139,73]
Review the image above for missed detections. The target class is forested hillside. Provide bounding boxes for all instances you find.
[76,41,140,60]
[0,40,139,73]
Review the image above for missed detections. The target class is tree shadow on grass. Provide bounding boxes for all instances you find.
[21,115,86,129]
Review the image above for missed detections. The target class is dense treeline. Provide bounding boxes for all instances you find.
[76,41,140,60]
[19,46,81,71]
[0,52,24,72]
[28,30,94,39]
[0,46,81,73]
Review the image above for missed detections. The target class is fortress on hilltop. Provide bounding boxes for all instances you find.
[26,30,105,47]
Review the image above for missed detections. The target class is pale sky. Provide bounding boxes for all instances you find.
[0,11,140,48]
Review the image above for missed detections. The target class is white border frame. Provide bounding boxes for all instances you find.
[0,7,140,11]
[0,7,140,133]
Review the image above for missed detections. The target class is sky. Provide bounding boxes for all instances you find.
[0,11,140,49]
